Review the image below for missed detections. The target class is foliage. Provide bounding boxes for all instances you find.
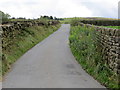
[0,10,11,22]
[69,25,119,88]
[40,15,54,20]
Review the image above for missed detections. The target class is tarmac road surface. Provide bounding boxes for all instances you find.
[2,24,105,88]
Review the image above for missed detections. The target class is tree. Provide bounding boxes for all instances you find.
[0,11,11,22]
[11,17,15,19]
[17,17,26,19]
[40,15,54,20]
[54,17,58,20]
[50,16,53,19]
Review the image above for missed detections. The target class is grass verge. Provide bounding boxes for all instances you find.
[69,25,119,89]
[1,24,60,80]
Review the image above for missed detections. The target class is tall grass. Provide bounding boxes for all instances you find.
[69,25,119,88]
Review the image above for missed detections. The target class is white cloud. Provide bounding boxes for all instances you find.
[0,0,119,18]
[70,0,119,18]
[56,0,93,17]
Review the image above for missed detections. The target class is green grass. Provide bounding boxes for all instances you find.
[0,60,2,80]
[60,17,82,24]
[101,26,120,29]
[69,25,119,89]
[1,24,60,80]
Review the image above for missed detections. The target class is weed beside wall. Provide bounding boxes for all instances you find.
[2,20,59,51]
[79,23,120,74]
[1,20,60,78]
[69,23,119,88]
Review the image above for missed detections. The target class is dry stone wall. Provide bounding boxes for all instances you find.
[80,20,120,26]
[1,20,59,51]
[79,23,120,74]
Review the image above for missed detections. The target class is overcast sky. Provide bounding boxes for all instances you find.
[0,0,119,18]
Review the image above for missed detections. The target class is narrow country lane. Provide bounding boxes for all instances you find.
[2,24,105,88]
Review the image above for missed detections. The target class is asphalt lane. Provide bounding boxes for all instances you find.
[2,24,105,88]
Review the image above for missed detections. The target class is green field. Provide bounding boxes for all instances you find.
[101,26,120,29]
